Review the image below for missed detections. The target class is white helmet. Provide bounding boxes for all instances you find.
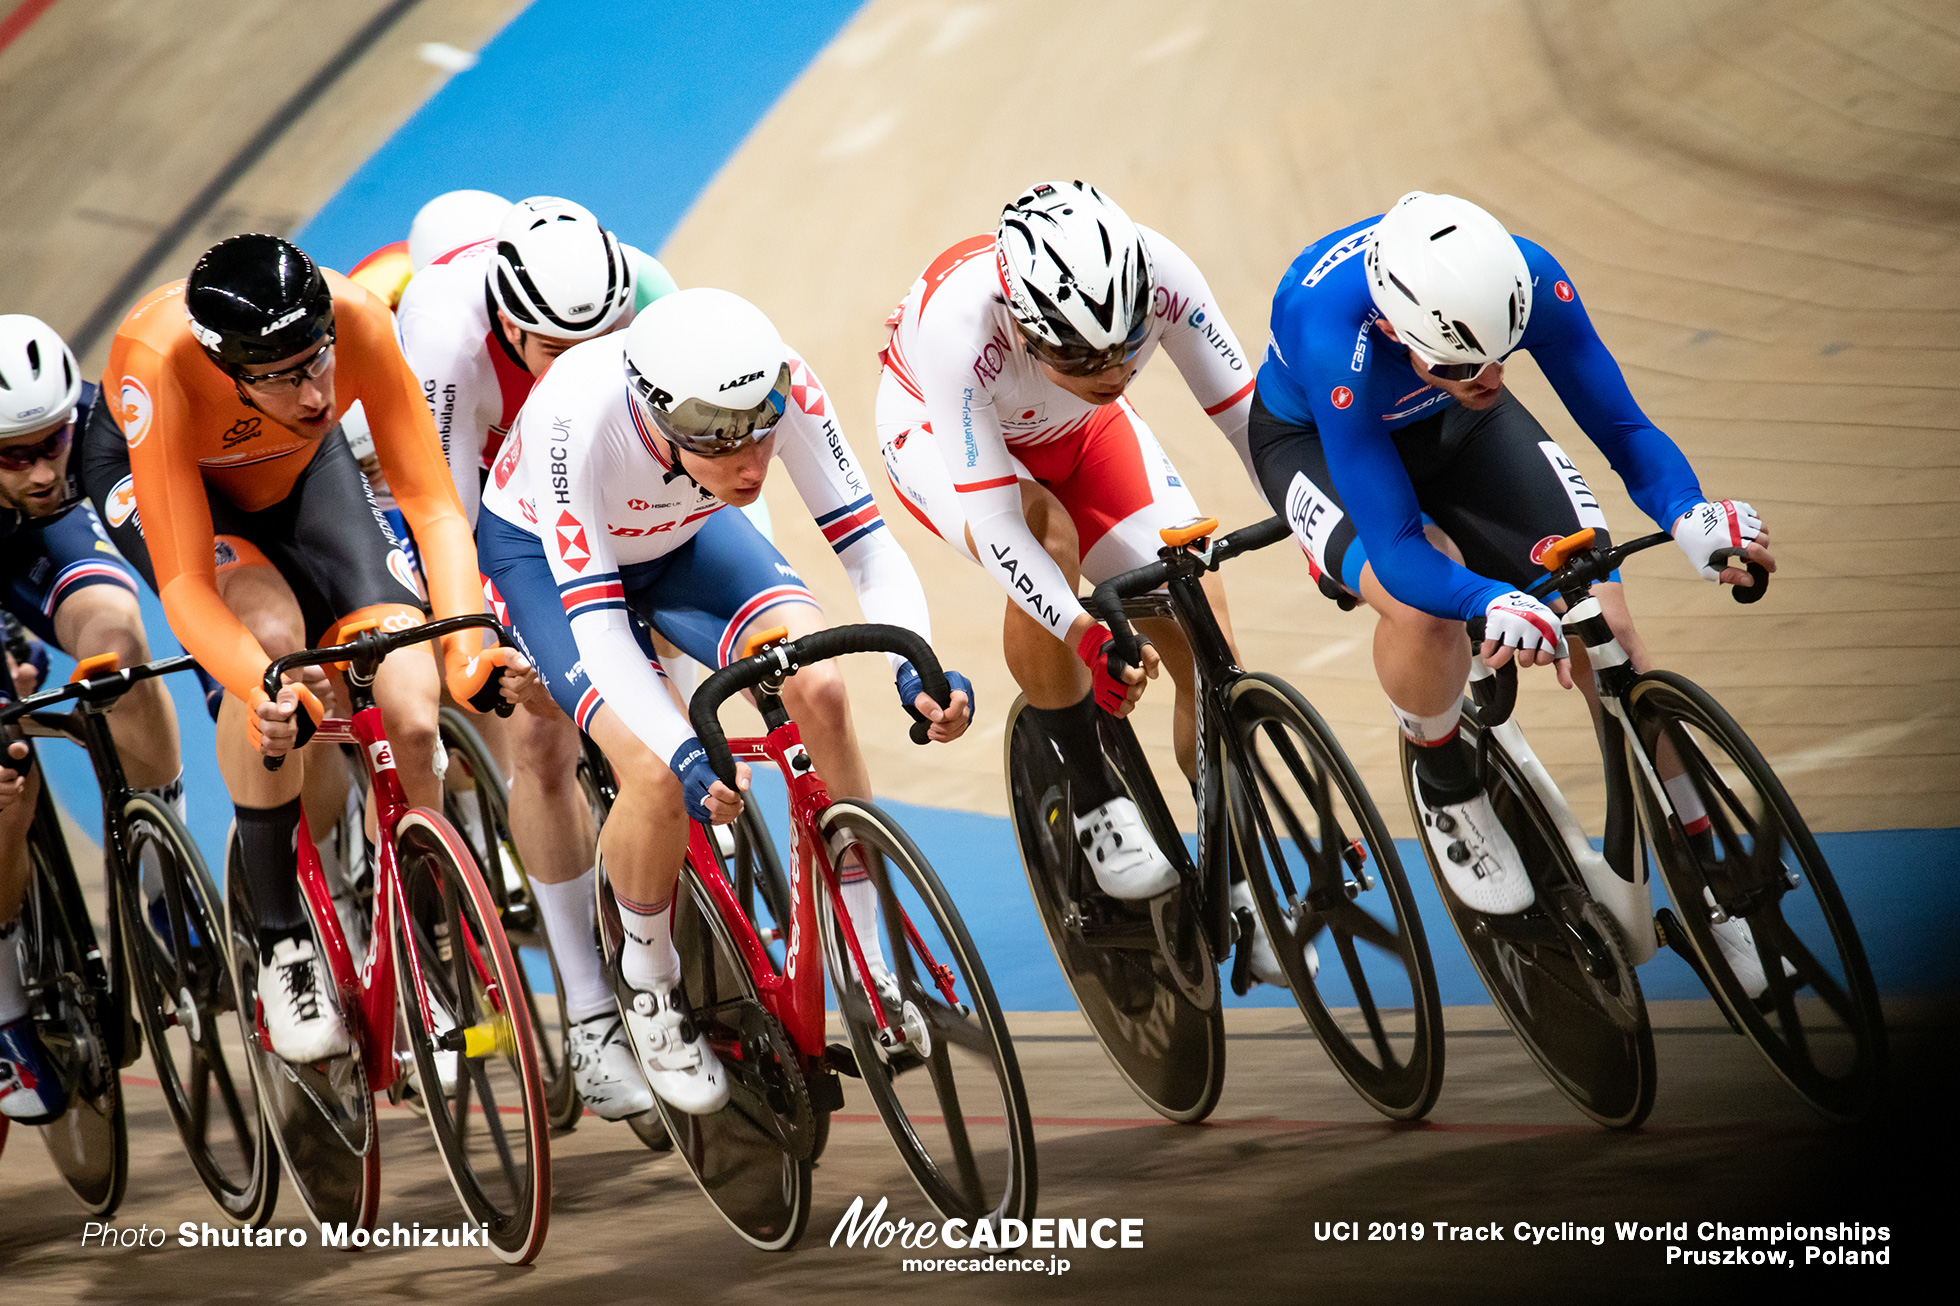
[489,197,635,342]
[408,189,513,270]
[1366,191,1531,374]
[0,314,81,437]
[623,288,791,457]
[996,180,1153,374]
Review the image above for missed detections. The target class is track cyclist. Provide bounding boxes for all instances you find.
[876,180,1289,977]
[0,314,189,1120]
[475,285,972,1114]
[78,233,524,1063]
[1249,191,1776,947]
[383,195,684,1119]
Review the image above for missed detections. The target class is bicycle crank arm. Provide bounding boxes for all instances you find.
[1489,718,1658,966]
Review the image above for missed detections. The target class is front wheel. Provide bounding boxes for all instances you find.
[1628,672,1886,1122]
[394,810,552,1264]
[818,799,1035,1224]
[116,795,275,1225]
[1225,675,1444,1120]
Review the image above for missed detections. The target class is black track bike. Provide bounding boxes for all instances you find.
[1007,515,1444,1123]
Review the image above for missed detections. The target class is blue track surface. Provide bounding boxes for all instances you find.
[39,0,1954,1012]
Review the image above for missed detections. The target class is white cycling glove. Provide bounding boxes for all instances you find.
[1672,499,1761,581]
[1483,590,1567,660]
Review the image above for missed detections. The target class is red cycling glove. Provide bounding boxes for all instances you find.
[1075,621,1137,714]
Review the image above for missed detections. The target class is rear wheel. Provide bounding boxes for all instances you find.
[116,795,275,1224]
[1226,675,1443,1119]
[394,810,553,1264]
[818,799,1035,1223]
[1628,672,1886,1121]
[600,855,811,1251]
[1401,731,1656,1129]
[1004,696,1224,1124]
[22,792,127,1215]
[438,707,577,1130]
[225,832,378,1238]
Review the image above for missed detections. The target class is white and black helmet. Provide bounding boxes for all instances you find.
[0,314,82,437]
[996,180,1154,375]
[1365,191,1531,375]
[489,197,635,341]
[623,288,792,457]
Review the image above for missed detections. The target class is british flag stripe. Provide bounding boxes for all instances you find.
[574,687,602,732]
[717,584,819,667]
[559,573,626,619]
[44,561,137,615]
[626,399,673,469]
[816,494,886,553]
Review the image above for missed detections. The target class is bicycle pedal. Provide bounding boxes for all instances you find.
[823,1042,862,1078]
[809,1068,845,1114]
[1228,908,1256,998]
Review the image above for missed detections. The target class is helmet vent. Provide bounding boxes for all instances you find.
[1429,225,1457,241]
[1507,293,1519,335]
[1451,320,1484,355]
[24,339,40,375]
[1387,271,1420,305]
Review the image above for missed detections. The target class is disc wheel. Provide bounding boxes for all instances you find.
[601,859,812,1251]
[1226,675,1444,1119]
[1628,672,1886,1121]
[22,793,128,1215]
[225,834,378,1238]
[394,810,553,1264]
[116,795,275,1224]
[1402,730,1656,1128]
[438,707,578,1130]
[1004,696,1224,1124]
[818,799,1035,1223]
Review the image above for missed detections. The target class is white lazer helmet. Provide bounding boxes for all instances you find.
[996,180,1154,375]
[0,314,82,437]
[408,189,513,270]
[623,288,791,457]
[1366,191,1531,375]
[489,197,635,342]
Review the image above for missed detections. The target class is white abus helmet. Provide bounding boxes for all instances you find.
[623,288,792,457]
[1366,191,1531,372]
[997,180,1154,373]
[490,197,635,341]
[0,314,82,437]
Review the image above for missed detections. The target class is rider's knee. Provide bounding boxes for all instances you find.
[614,744,685,817]
[1379,600,1461,654]
[514,709,581,788]
[781,660,849,729]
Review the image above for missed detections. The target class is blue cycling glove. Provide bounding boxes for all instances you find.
[896,659,974,729]
[669,737,723,824]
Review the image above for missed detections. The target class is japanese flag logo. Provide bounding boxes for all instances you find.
[555,510,590,573]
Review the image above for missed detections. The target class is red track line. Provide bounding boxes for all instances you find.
[0,0,60,56]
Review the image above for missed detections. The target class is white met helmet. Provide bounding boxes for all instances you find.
[0,314,82,437]
[623,288,791,457]
[1365,191,1531,374]
[996,180,1154,374]
[489,197,635,342]
[408,189,513,270]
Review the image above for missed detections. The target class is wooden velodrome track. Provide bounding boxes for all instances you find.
[0,0,1951,1301]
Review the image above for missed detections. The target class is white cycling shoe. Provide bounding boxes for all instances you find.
[260,936,352,1063]
[1230,880,1307,985]
[1703,889,1793,1001]
[1411,764,1535,915]
[1074,797,1178,900]
[568,1013,655,1119]
[622,984,729,1116]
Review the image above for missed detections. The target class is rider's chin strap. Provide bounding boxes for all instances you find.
[660,437,701,489]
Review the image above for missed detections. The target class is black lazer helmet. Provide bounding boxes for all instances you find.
[185,234,335,374]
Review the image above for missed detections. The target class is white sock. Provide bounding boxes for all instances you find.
[1663,772,1711,836]
[1392,700,1463,746]
[529,869,614,1023]
[616,890,681,994]
[0,921,27,1025]
[837,855,889,976]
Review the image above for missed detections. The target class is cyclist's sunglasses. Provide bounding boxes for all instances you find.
[628,359,792,457]
[1023,317,1150,378]
[0,421,72,471]
[1409,348,1500,383]
[238,332,336,392]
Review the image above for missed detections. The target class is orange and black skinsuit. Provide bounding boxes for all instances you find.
[78,270,494,721]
